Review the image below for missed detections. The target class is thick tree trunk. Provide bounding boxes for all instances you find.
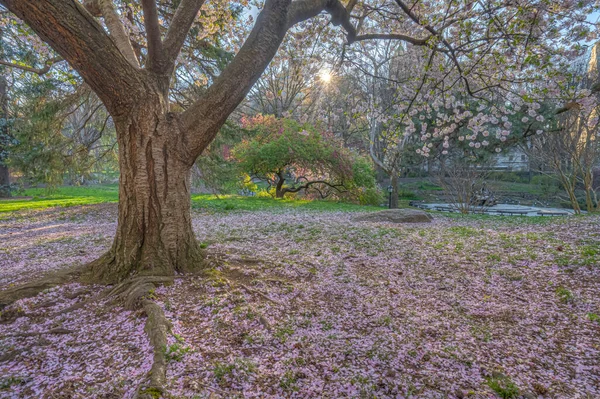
[89,98,204,283]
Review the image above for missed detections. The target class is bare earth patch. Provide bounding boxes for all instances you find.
[1,204,599,398]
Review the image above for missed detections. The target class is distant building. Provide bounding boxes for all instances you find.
[490,147,529,172]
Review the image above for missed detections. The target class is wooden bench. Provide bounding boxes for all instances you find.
[537,210,570,216]
[493,209,530,216]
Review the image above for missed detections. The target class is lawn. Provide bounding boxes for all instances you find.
[0,185,392,213]
[0,185,120,212]
[0,202,598,398]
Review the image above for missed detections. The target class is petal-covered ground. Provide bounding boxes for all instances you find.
[1,204,599,398]
[0,283,152,398]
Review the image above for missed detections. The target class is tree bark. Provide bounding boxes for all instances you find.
[2,0,351,283]
[0,165,8,196]
[390,173,399,209]
[0,75,9,197]
[275,171,285,198]
[89,95,204,283]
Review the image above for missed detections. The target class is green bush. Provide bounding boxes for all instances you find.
[531,175,560,195]
[358,187,384,206]
[488,172,525,183]
[398,189,417,199]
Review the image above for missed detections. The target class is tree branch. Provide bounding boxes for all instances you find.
[162,0,206,74]
[0,0,144,114]
[179,0,369,163]
[84,0,139,67]
[287,0,356,42]
[180,0,293,162]
[353,33,429,46]
[555,82,600,114]
[0,57,64,75]
[141,0,164,71]
[282,179,347,195]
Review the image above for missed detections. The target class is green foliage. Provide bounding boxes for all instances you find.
[279,370,300,392]
[531,175,561,196]
[233,115,377,201]
[397,189,418,199]
[486,375,520,399]
[213,358,256,384]
[193,122,244,194]
[555,287,574,303]
[8,82,118,188]
[587,313,600,323]
[487,172,526,183]
[358,186,385,206]
[274,324,295,343]
[0,376,24,390]
[163,341,191,362]
[139,387,162,399]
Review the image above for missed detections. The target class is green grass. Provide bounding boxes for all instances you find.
[0,185,119,212]
[0,184,388,213]
[190,194,392,213]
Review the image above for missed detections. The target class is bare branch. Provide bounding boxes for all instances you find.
[353,33,429,46]
[0,57,64,75]
[92,0,140,67]
[162,0,205,74]
[141,0,163,71]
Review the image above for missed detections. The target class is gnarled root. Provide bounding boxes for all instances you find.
[0,265,85,310]
[115,276,173,399]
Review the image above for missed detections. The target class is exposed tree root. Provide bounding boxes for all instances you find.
[139,298,171,396]
[237,283,280,305]
[54,287,113,316]
[0,265,85,309]
[0,338,50,362]
[108,276,173,399]
[1,269,175,398]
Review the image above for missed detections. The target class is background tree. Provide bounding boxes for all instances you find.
[9,83,118,188]
[234,115,377,201]
[0,74,10,196]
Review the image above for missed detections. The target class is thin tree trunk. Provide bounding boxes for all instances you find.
[390,173,399,209]
[0,165,8,196]
[275,170,285,198]
[0,75,9,197]
[584,172,594,212]
[558,171,580,215]
[89,97,204,283]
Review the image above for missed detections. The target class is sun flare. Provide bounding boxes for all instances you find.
[319,69,332,83]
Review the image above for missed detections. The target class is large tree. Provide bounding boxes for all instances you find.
[0,0,596,283]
